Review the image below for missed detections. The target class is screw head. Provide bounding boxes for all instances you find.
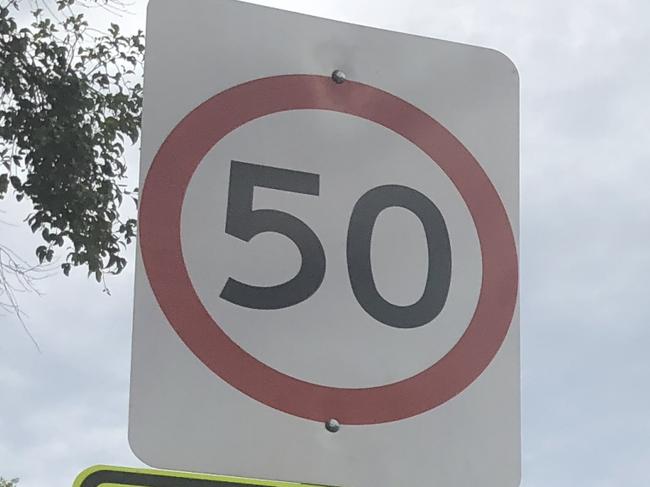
[331,70,347,84]
[325,418,340,433]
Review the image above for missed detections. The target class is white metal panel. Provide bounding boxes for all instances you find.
[130,1,519,486]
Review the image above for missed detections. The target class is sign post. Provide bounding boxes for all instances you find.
[130,1,519,486]
[73,466,325,487]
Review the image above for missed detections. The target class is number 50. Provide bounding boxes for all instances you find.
[220,161,451,329]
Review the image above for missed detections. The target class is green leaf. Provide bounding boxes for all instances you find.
[9,175,21,190]
[0,1,144,282]
[35,245,47,263]
[0,174,8,196]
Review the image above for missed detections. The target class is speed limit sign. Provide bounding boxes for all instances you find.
[129,1,519,487]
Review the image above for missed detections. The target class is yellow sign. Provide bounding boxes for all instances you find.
[73,466,328,487]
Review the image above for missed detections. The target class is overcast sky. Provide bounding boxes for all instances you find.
[2,0,650,486]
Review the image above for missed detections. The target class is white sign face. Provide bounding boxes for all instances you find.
[129,1,520,487]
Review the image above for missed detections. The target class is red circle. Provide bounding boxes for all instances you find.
[139,75,518,425]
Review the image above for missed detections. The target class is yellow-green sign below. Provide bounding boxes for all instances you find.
[73,466,328,487]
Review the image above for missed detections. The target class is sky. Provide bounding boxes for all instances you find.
[2,0,650,486]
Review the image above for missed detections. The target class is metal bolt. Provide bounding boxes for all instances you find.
[331,70,347,84]
[325,418,340,433]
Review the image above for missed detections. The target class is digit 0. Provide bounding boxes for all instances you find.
[347,185,451,328]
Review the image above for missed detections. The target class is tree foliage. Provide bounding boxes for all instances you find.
[0,478,19,487]
[0,0,144,285]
